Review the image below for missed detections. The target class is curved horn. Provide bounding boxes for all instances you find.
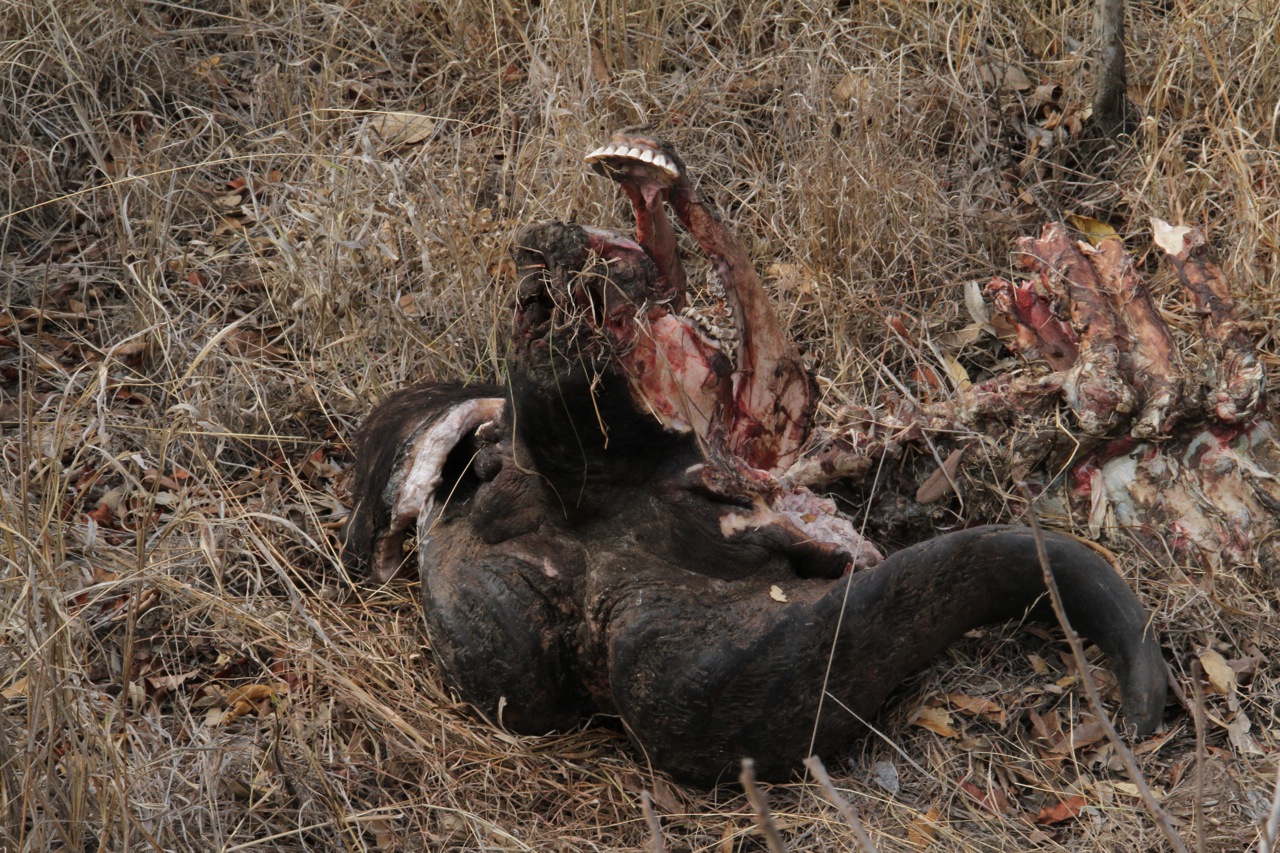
[603,525,1166,785]
[342,382,505,582]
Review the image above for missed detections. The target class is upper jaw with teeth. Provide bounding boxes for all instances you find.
[584,141,681,178]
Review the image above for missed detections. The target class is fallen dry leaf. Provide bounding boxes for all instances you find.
[147,670,199,693]
[871,760,899,794]
[368,816,398,851]
[1049,719,1108,754]
[942,353,971,390]
[1197,648,1237,697]
[1002,65,1032,91]
[85,501,117,528]
[588,37,609,86]
[218,682,284,720]
[944,693,1007,726]
[1029,81,1062,108]
[959,779,1014,815]
[1151,218,1193,255]
[906,805,942,845]
[1100,779,1167,801]
[224,328,288,360]
[833,71,873,104]
[1035,795,1086,825]
[1067,213,1119,246]
[1029,709,1062,742]
[371,111,436,147]
[1224,711,1265,755]
[398,293,424,316]
[913,705,959,738]
[226,684,281,704]
[1,675,29,700]
[718,822,738,853]
[191,53,221,77]
[1228,654,1261,680]
[916,446,968,504]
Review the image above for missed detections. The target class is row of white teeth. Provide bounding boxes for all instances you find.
[682,305,740,354]
[584,144,681,178]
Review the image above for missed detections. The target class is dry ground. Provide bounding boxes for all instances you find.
[2,1,1278,850]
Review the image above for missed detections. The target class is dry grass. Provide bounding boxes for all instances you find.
[2,0,1278,850]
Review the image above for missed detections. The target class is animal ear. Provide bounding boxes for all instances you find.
[342,385,505,583]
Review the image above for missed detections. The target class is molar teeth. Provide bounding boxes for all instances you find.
[639,149,655,163]
[653,154,678,176]
[585,145,609,161]
[626,147,643,159]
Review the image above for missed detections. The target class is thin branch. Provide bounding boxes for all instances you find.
[1020,485,1188,853]
[804,756,880,853]
[739,759,786,853]
[641,791,667,853]
[1261,760,1280,853]
[1191,659,1206,853]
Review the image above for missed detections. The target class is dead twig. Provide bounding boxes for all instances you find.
[1020,485,1189,853]
[641,790,668,853]
[1261,760,1280,853]
[1191,658,1206,853]
[804,755,880,853]
[739,758,786,853]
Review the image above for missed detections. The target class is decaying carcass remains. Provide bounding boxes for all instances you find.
[832,217,1278,582]
[342,131,1169,785]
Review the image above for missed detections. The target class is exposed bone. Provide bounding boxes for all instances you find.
[621,312,722,436]
[1018,223,1136,435]
[1084,237,1185,438]
[850,221,1280,576]
[1153,218,1265,423]
[588,131,812,473]
[384,397,505,582]
[585,140,681,178]
[341,382,507,583]
[778,442,874,491]
[666,178,813,472]
[985,276,1078,370]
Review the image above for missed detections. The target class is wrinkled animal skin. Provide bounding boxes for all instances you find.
[343,132,1167,785]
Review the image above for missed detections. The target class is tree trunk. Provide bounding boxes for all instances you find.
[1093,0,1127,136]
